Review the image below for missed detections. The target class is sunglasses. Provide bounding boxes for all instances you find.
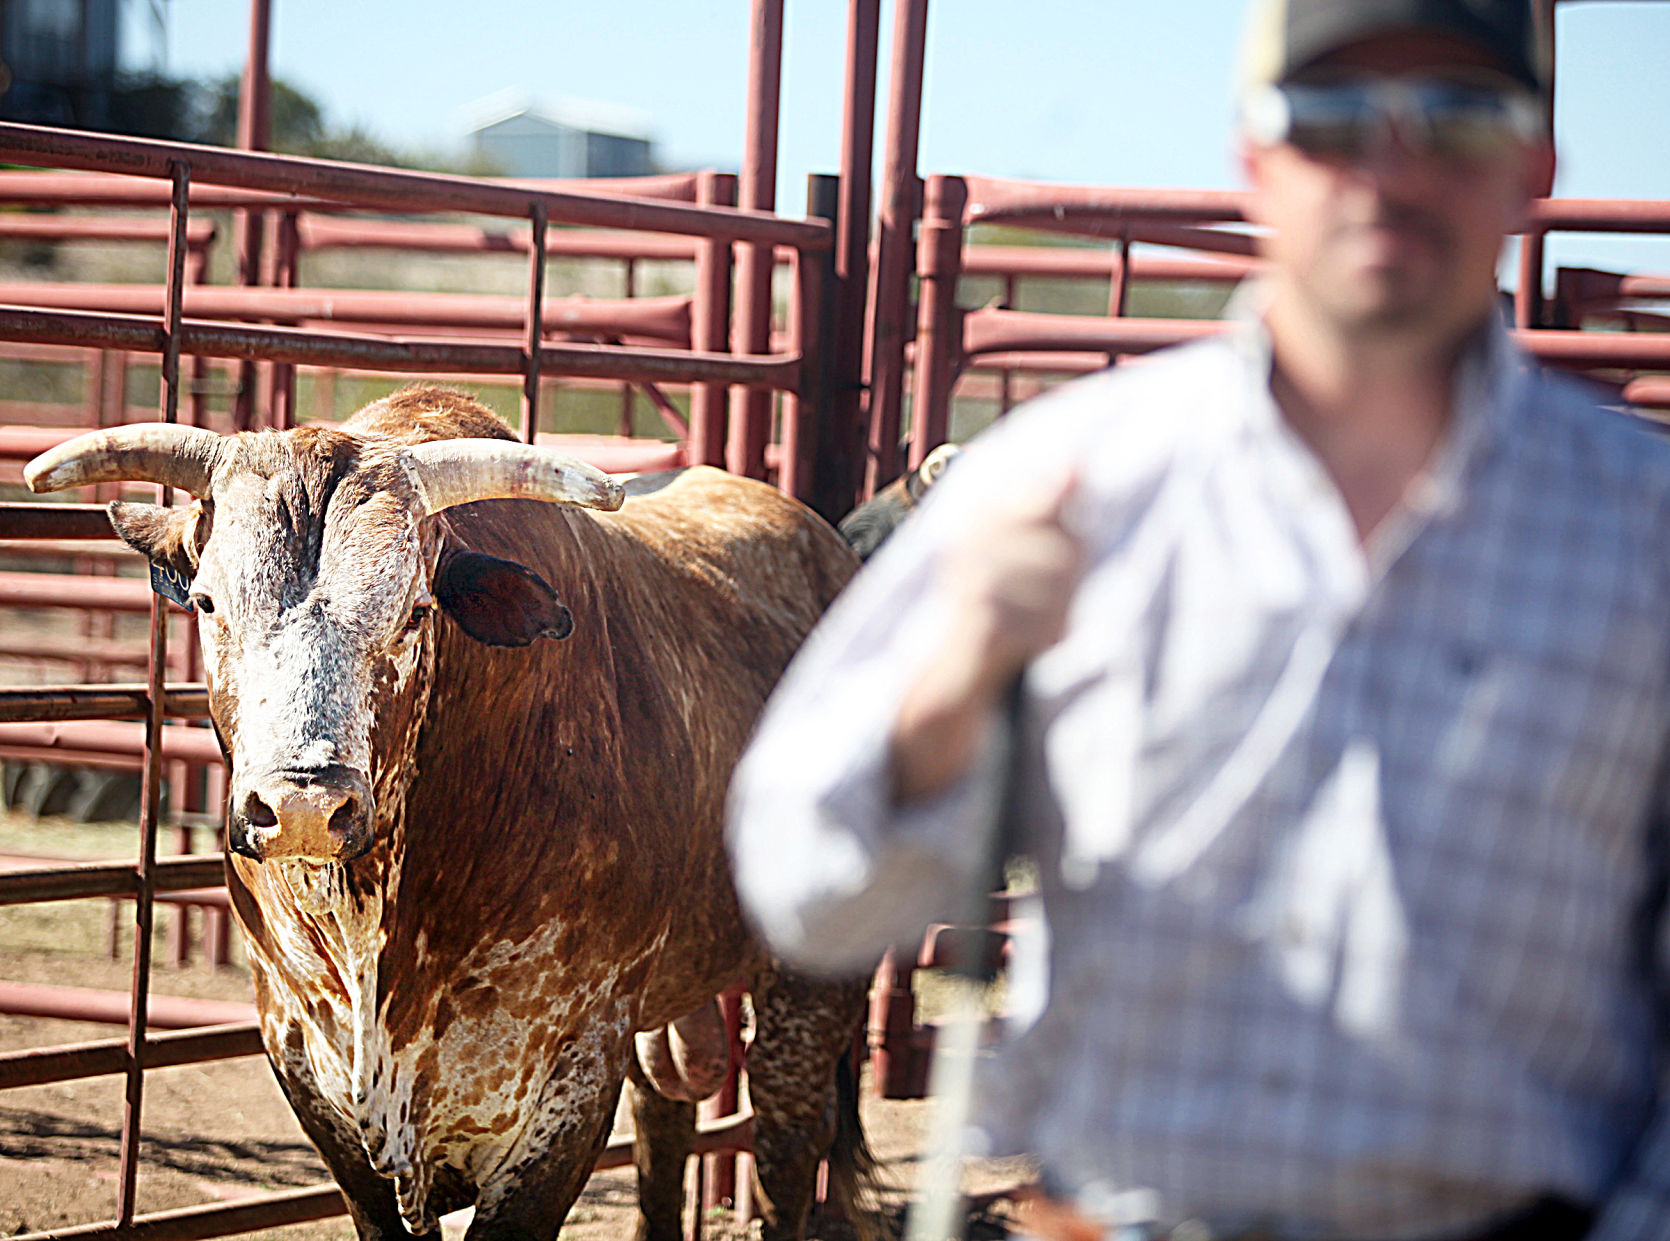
[1243,77,1544,164]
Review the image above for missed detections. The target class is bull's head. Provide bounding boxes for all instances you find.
[25,418,623,864]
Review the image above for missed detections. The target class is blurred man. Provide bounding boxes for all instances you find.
[729,1,1670,1238]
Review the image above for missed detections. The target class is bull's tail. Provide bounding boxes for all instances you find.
[822,1049,881,1241]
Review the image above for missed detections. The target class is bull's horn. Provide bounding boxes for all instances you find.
[402,440,625,515]
[921,442,961,485]
[24,424,227,496]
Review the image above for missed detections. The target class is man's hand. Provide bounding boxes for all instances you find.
[889,471,1085,804]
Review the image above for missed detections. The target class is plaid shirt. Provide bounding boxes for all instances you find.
[727,310,1670,1241]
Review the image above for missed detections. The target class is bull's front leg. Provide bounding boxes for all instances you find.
[466,1012,633,1241]
[267,1045,426,1241]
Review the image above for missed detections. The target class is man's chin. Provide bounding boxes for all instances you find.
[1322,272,1448,335]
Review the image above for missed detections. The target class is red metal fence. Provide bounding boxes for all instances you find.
[0,107,835,1238]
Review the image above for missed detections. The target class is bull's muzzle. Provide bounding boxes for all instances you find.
[229,765,374,862]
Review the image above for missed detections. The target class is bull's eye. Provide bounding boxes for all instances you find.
[188,590,215,615]
[401,600,434,637]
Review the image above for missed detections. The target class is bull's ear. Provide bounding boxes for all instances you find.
[108,502,200,610]
[434,549,574,647]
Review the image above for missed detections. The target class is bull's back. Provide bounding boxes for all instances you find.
[586,468,857,1013]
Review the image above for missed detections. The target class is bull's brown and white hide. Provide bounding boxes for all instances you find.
[29,388,869,1241]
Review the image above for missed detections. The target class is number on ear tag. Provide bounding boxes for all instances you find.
[150,562,195,611]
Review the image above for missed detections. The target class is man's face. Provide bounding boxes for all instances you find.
[1241,32,1554,343]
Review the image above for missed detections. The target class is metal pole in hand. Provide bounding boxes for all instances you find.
[905,681,1026,1241]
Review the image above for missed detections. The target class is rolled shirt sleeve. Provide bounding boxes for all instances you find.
[725,465,1009,975]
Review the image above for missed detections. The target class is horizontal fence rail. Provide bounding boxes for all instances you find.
[0,306,800,390]
[0,124,829,249]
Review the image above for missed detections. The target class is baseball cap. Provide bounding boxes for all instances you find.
[1240,0,1550,95]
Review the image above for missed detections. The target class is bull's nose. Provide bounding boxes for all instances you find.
[234,769,372,861]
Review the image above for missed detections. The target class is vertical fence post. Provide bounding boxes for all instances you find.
[267,209,301,429]
[727,0,784,480]
[232,0,271,431]
[117,157,190,1227]
[862,0,930,498]
[689,172,736,468]
[826,0,881,520]
[620,257,639,437]
[186,242,213,429]
[701,985,749,1224]
[794,175,842,521]
[908,175,966,470]
[1106,225,1132,369]
[524,201,549,445]
[1518,0,1556,330]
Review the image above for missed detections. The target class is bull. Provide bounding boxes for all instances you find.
[25,386,871,1241]
[835,442,960,561]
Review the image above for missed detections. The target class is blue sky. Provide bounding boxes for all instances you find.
[121,1,1670,276]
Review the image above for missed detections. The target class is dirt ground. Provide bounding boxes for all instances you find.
[0,811,1026,1241]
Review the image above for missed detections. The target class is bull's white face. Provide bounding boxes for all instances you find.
[121,435,442,865]
[186,457,437,863]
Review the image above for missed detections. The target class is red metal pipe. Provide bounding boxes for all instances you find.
[961,310,1224,357]
[230,0,272,438]
[1109,229,1132,321]
[0,282,693,339]
[1530,198,1670,232]
[0,284,679,335]
[524,202,549,443]
[0,981,254,1029]
[96,184,171,1214]
[0,168,706,212]
[0,855,224,906]
[236,0,272,157]
[825,0,881,519]
[909,176,969,468]
[0,124,831,249]
[961,245,1255,282]
[296,216,707,260]
[0,570,176,612]
[727,0,785,482]
[1517,329,1670,367]
[0,306,800,390]
[7,1186,350,1241]
[1626,376,1670,410]
[962,177,1249,231]
[0,720,224,766]
[700,984,749,1214]
[959,308,1670,371]
[780,176,835,503]
[0,639,150,671]
[0,501,123,536]
[0,216,217,246]
[0,1022,262,1092]
[956,175,1670,240]
[0,684,209,723]
[233,0,272,288]
[1120,222,1262,258]
[689,172,737,468]
[0,170,331,210]
[862,0,930,497]
[1517,230,1547,328]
